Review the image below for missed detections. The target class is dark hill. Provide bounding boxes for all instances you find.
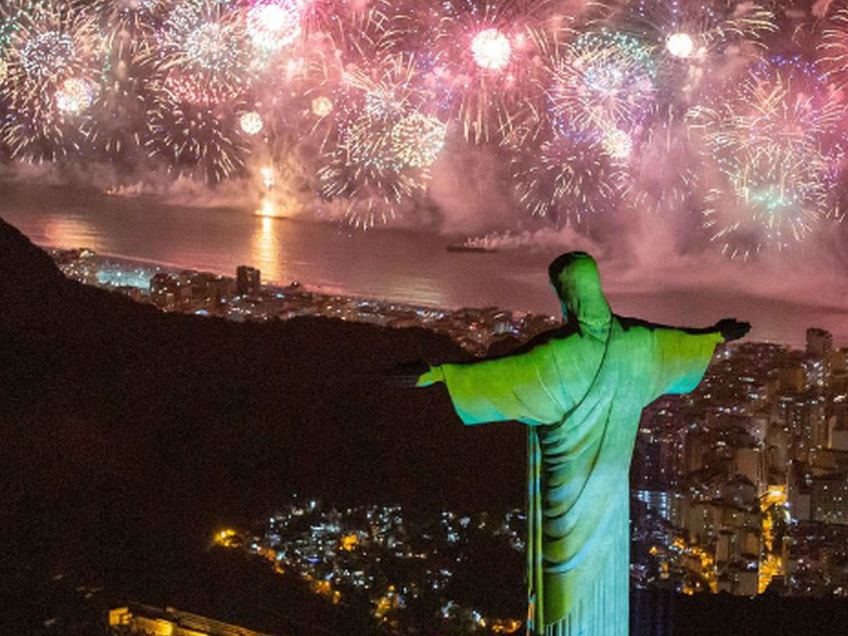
[0,216,524,633]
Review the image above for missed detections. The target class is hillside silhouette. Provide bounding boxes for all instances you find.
[0,215,525,633]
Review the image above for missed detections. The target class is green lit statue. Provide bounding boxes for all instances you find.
[393,252,749,636]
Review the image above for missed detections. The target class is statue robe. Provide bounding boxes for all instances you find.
[436,319,721,636]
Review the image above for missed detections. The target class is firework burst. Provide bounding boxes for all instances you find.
[687,56,846,259]
[95,0,169,51]
[83,46,160,171]
[0,0,842,256]
[135,2,254,180]
[70,1,165,171]
[290,0,356,45]
[627,107,699,217]
[508,114,629,226]
[591,0,776,64]
[306,2,400,131]
[56,77,97,115]
[311,95,333,117]
[391,112,447,168]
[430,0,559,144]
[245,0,303,55]
[318,53,440,228]
[150,0,251,107]
[817,2,848,92]
[321,1,397,55]
[547,28,658,138]
[145,96,252,183]
[576,1,776,114]
[0,1,105,161]
[248,37,337,196]
[240,111,264,136]
[471,27,512,71]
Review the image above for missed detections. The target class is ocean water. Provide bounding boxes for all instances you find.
[1,180,843,347]
[0,181,563,311]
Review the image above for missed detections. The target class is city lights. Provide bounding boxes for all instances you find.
[218,499,527,633]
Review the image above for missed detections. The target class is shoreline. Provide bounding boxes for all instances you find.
[47,245,815,353]
[45,244,485,317]
[48,245,568,356]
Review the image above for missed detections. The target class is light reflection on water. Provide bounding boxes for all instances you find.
[1,181,844,346]
[43,215,106,254]
[0,181,559,314]
[252,215,283,284]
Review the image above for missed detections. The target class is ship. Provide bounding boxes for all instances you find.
[446,238,495,253]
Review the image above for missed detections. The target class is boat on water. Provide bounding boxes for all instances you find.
[446,239,495,253]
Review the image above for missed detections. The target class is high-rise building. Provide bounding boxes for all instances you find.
[733,446,762,488]
[810,475,848,525]
[191,272,230,310]
[764,425,789,482]
[236,265,261,296]
[778,365,805,394]
[806,328,833,361]
[683,429,711,475]
[833,348,848,374]
[831,349,848,393]
[832,403,848,451]
[787,462,811,522]
[803,358,827,390]
[634,489,688,528]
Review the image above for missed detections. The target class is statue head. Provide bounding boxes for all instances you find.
[548,252,612,330]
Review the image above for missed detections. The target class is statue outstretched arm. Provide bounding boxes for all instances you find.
[386,341,569,426]
[636,318,750,402]
[620,316,750,341]
[384,360,444,388]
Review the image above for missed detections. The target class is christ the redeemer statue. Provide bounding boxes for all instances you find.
[393,252,749,636]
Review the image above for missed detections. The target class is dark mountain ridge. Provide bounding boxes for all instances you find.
[0,215,524,632]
